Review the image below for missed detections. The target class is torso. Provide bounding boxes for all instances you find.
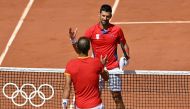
[85,23,126,70]
[65,57,103,108]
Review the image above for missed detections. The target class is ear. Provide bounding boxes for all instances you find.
[98,13,101,17]
[110,14,112,18]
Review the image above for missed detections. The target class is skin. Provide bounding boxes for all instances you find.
[99,11,112,29]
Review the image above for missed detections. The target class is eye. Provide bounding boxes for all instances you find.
[102,15,106,17]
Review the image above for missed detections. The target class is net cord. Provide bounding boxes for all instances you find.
[0,67,190,75]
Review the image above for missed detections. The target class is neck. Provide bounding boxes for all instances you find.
[78,53,88,57]
[100,23,109,30]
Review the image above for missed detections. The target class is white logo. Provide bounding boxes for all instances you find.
[96,34,100,39]
[2,83,54,107]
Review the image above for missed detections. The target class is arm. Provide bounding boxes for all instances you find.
[62,73,72,109]
[100,55,109,81]
[119,42,130,70]
[69,28,79,54]
[118,27,130,60]
[120,41,130,60]
[100,69,109,81]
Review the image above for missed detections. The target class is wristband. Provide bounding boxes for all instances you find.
[70,38,77,44]
[62,99,69,108]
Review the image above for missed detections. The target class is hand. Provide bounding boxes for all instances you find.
[119,56,128,70]
[69,28,77,40]
[100,55,108,66]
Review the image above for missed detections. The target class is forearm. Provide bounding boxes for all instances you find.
[120,42,130,60]
[63,86,71,99]
[100,69,109,81]
[62,74,72,109]
[124,45,129,59]
[125,43,129,55]
[72,43,80,54]
[69,28,79,54]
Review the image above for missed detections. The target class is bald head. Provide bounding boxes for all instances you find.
[77,37,90,55]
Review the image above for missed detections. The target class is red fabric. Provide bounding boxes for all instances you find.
[65,57,103,108]
[85,23,126,70]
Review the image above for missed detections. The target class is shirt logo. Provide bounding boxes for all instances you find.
[96,34,100,39]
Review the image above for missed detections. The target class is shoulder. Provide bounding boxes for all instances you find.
[110,24,122,31]
[93,57,101,62]
[93,57,104,67]
[86,57,101,64]
[66,58,78,67]
[65,58,79,74]
[86,23,99,31]
[90,23,99,28]
[85,24,99,37]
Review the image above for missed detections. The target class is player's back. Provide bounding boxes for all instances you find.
[66,57,103,108]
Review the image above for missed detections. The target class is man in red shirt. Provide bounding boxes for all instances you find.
[69,4,129,109]
[62,37,109,109]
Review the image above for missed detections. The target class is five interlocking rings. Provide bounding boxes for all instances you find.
[2,83,54,107]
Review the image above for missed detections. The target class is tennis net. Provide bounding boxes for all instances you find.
[0,67,190,109]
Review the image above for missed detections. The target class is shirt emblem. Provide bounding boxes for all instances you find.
[96,34,100,39]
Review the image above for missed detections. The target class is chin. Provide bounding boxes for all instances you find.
[101,21,109,25]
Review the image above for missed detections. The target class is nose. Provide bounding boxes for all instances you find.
[105,16,109,20]
[102,16,106,20]
[103,16,109,20]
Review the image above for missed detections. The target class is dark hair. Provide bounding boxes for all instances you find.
[77,37,90,54]
[100,4,112,13]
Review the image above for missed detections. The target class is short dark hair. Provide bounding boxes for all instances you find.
[100,4,112,13]
[77,37,90,54]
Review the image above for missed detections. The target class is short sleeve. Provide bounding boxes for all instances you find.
[84,28,92,39]
[65,61,72,75]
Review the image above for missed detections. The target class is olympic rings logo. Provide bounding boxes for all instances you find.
[2,83,54,107]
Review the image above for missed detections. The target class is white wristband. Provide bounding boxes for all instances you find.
[62,99,69,108]
[70,38,77,44]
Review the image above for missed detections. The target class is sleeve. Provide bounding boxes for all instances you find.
[117,28,126,45]
[65,61,72,75]
[84,27,93,39]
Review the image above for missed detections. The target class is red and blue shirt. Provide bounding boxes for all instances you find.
[85,23,126,70]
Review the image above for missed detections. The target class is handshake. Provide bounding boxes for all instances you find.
[119,56,129,70]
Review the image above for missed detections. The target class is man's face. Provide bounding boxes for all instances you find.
[100,11,112,26]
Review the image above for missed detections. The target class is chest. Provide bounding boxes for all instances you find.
[91,30,119,45]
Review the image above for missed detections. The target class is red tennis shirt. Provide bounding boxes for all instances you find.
[65,57,103,108]
[85,23,126,70]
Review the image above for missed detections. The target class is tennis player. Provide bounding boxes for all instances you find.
[62,37,109,109]
[69,4,129,109]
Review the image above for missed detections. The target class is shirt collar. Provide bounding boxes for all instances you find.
[77,56,90,59]
[97,22,113,32]
[97,22,113,34]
